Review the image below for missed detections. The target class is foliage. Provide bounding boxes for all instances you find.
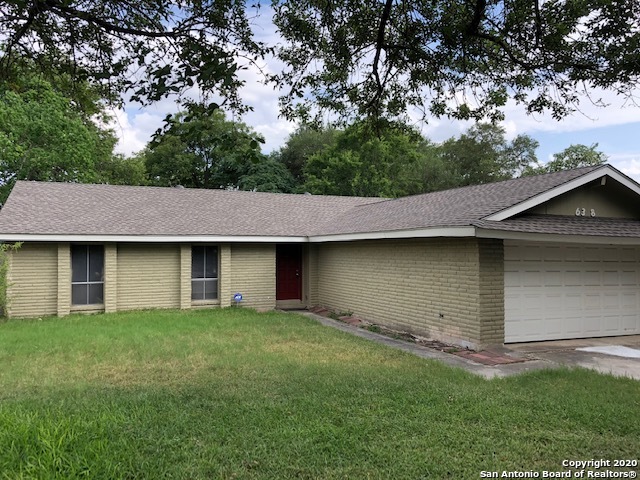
[0,55,112,120]
[0,242,21,315]
[523,143,608,176]
[0,309,638,478]
[0,77,117,202]
[2,1,637,124]
[273,0,640,123]
[303,121,439,197]
[144,109,265,189]
[274,126,339,182]
[0,1,264,114]
[96,153,148,186]
[440,123,539,186]
[238,158,297,193]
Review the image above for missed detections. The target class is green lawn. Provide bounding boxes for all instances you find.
[0,309,638,479]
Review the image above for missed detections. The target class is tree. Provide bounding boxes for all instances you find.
[144,110,265,189]
[2,1,637,124]
[303,121,440,197]
[0,77,118,202]
[440,123,539,186]
[272,0,640,123]
[0,1,263,114]
[96,153,148,186]
[238,159,296,193]
[274,126,339,182]
[523,143,607,175]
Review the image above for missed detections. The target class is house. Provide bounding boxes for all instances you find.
[0,164,639,349]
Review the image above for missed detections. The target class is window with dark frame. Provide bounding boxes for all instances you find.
[71,245,104,305]
[192,246,218,301]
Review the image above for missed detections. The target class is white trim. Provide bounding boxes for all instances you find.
[0,234,308,243]
[476,228,640,245]
[4,226,639,246]
[308,226,476,243]
[484,166,640,221]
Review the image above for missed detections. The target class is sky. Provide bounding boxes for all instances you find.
[107,11,640,183]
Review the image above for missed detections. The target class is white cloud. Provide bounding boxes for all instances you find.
[608,152,640,182]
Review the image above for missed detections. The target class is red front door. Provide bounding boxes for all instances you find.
[276,245,302,301]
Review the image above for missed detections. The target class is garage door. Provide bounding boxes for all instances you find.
[504,241,640,343]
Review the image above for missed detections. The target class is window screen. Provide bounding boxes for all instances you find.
[192,246,218,300]
[71,245,104,305]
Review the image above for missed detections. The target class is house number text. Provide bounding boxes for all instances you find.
[575,207,596,217]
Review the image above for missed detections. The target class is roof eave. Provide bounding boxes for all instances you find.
[0,234,309,243]
[476,228,640,245]
[308,226,476,243]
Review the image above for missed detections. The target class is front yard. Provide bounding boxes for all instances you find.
[0,309,638,479]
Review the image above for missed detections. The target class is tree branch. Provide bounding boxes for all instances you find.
[45,0,187,39]
[369,0,394,111]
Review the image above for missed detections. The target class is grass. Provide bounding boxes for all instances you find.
[0,309,639,479]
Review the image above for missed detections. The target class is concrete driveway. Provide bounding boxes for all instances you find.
[508,335,640,380]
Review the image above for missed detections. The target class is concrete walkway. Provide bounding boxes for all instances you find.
[300,312,640,380]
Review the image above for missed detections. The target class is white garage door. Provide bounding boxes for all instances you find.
[504,241,640,343]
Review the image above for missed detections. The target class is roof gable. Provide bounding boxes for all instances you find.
[526,176,640,219]
[483,165,640,221]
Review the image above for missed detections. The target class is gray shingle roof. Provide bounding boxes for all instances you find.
[0,182,384,236]
[0,164,637,239]
[475,215,640,237]
[309,165,605,235]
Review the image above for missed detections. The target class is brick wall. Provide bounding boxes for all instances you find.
[316,238,505,349]
[7,243,58,318]
[230,244,276,310]
[116,244,181,311]
[477,239,505,345]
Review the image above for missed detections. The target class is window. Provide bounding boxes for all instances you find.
[71,245,104,305]
[192,246,218,301]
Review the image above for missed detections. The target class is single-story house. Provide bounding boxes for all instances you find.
[1,164,639,349]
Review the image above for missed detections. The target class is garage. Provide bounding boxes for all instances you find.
[504,241,640,342]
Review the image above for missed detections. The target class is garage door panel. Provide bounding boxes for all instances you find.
[603,271,619,285]
[564,271,583,286]
[505,242,640,342]
[622,315,640,332]
[522,271,543,287]
[563,316,584,336]
[621,270,637,285]
[544,271,563,286]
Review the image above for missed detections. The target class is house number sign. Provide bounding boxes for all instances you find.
[575,207,596,217]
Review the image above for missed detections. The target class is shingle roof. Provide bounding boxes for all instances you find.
[475,215,640,237]
[0,164,637,239]
[0,182,384,237]
[310,165,605,235]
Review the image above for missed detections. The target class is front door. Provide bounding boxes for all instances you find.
[276,245,302,301]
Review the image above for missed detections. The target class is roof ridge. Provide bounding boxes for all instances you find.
[13,180,385,203]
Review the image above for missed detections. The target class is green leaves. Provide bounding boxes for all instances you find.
[272,0,640,123]
[302,121,440,197]
[0,78,116,202]
[144,108,270,190]
[0,1,265,113]
[440,123,539,186]
[523,143,607,175]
